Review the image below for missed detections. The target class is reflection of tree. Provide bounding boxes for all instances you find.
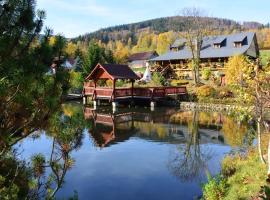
[31,108,85,199]
[168,111,212,181]
[0,104,85,199]
[221,117,248,147]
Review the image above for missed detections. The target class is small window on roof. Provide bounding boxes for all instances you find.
[234,42,242,48]
[233,35,247,48]
[213,44,221,48]
[213,37,226,48]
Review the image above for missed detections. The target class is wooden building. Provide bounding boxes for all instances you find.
[83,63,187,110]
[128,51,158,69]
[150,32,260,81]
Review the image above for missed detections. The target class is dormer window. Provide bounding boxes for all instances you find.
[171,47,179,52]
[213,44,221,48]
[233,35,247,48]
[234,42,242,48]
[213,37,226,48]
[170,39,186,52]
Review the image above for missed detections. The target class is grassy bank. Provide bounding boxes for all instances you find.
[202,134,270,200]
[260,50,270,67]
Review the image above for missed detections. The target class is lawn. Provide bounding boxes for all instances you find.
[260,50,270,66]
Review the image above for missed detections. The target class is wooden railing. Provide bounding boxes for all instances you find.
[83,84,187,100]
[114,88,133,97]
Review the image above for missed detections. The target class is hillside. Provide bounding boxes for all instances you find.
[73,16,263,45]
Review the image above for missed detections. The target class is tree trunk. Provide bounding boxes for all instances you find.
[258,119,266,164]
[267,137,270,178]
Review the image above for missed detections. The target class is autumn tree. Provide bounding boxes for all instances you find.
[114,40,129,63]
[225,55,253,86]
[156,31,176,54]
[179,8,213,85]
[227,57,270,178]
[65,42,77,58]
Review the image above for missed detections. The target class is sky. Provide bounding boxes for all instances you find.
[36,0,270,38]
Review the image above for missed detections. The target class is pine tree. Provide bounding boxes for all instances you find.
[83,41,101,77]
[74,48,84,72]
[0,0,70,124]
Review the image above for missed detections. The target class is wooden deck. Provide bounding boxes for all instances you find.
[83,83,187,102]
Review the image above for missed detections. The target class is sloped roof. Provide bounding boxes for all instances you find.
[233,34,247,42]
[213,36,226,44]
[86,63,139,80]
[151,32,258,61]
[128,51,158,61]
[171,39,186,48]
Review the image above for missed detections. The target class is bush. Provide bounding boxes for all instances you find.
[196,85,216,99]
[202,68,212,80]
[69,71,83,93]
[221,155,237,177]
[106,80,113,87]
[217,87,233,98]
[170,79,189,86]
[116,80,125,87]
[202,174,227,200]
[152,72,166,86]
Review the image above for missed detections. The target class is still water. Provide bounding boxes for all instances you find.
[13,103,251,200]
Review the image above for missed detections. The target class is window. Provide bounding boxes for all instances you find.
[234,42,242,48]
[213,44,221,48]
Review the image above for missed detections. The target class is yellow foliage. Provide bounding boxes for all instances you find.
[114,41,129,63]
[49,36,56,46]
[157,31,176,54]
[224,55,252,85]
[196,85,216,99]
[65,42,77,57]
[221,117,247,147]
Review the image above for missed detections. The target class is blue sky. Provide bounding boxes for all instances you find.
[37,0,270,38]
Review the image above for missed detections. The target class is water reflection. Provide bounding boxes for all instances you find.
[0,103,253,199]
[0,103,85,199]
[85,107,228,148]
[168,111,212,182]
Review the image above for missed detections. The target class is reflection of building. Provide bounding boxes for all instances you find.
[84,107,227,148]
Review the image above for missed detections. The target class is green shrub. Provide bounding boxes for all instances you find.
[116,79,125,87]
[221,155,237,177]
[69,71,83,92]
[196,85,216,99]
[202,68,212,80]
[202,174,227,200]
[152,72,166,86]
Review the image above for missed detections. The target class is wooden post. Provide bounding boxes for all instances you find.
[113,78,116,101]
[93,80,97,101]
[131,79,134,99]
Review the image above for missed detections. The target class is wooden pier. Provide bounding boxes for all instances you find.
[83,85,187,101]
[83,63,187,110]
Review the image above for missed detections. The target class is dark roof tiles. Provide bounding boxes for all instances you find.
[128,51,158,61]
[151,32,257,61]
[86,63,139,80]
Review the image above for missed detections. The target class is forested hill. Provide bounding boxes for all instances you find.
[73,16,263,44]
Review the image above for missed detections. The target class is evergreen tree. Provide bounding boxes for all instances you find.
[0,0,70,132]
[74,48,84,72]
[83,41,102,77]
[82,41,115,77]
[104,49,115,64]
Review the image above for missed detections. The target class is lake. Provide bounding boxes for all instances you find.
[12,103,252,200]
